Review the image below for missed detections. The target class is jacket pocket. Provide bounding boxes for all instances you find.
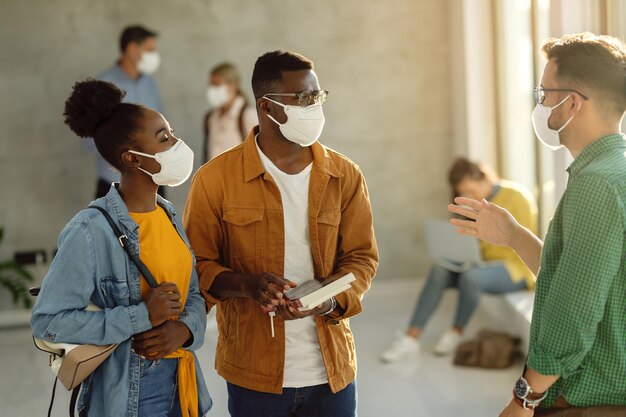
[99,276,130,306]
[317,209,341,264]
[222,207,264,259]
[323,319,356,377]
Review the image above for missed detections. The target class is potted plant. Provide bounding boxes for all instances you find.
[0,226,34,308]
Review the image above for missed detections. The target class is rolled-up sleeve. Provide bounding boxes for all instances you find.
[328,167,379,320]
[183,170,232,308]
[527,175,623,377]
[31,222,152,345]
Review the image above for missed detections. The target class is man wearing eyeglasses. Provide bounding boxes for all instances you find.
[184,50,378,417]
[450,33,626,416]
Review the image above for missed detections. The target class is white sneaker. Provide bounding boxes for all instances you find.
[380,334,420,363]
[433,329,462,356]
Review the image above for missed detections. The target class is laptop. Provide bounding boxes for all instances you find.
[424,219,501,272]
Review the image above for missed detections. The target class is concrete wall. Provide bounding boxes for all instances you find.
[0,0,453,281]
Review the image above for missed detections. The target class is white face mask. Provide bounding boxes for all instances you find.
[128,140,194,186]
[531,95,574,150]
[207,85,231,108]
[263,97,325,147]
[137,51,161,75]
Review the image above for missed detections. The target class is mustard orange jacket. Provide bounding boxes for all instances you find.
[183,128,379,394]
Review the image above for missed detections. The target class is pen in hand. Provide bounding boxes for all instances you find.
[269,311,275,338]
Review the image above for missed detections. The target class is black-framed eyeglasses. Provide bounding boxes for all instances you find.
[533,85,589,105]
[264,90,329,107]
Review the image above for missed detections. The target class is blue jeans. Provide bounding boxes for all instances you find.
[138,358,181,417]
[409,264,527,330]
[227,381,357,417]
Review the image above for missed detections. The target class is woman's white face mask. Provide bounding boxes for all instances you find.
[128,139,194,186]
[207,85,231,108]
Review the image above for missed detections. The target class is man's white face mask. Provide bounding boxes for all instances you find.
[531,95,576,150]
[262,90,328,147]
[138,51,161,75]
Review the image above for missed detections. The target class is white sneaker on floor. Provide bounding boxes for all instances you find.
[380,334,420,363]
[433,329,462,356]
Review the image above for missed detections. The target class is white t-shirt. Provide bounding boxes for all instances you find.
[255,138,328,388]
[206,96,257,160]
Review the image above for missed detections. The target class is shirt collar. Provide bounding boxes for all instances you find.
[567,133,626,177]
[103,183,176,233]
[242,128,342,183]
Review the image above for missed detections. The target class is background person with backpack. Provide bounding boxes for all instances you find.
[203,62,258,162]
[31,79,212,417]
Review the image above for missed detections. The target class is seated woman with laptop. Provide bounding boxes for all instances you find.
[380,157,537,362]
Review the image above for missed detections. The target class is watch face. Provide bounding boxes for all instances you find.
[515,377,529,398]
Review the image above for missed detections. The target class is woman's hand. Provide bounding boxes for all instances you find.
[132,320,192,359]
[243,273,296,311]
[448,197,520,247]
[145,283,182,327]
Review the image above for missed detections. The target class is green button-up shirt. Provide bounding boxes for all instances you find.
[528,134,626,408]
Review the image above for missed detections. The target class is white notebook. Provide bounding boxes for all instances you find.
[284,273,356,310]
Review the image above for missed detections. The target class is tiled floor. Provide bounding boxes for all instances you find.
[0,277,523,417]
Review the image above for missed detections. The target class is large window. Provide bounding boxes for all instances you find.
[493,0,536,194]
[451,0,626,235]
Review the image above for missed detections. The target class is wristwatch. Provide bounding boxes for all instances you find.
[318,297,336,316]
[513,376,547,410]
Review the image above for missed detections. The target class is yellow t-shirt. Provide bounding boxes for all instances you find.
[480,180,539,290]
[129,206,192,301]
[129,206,198,417]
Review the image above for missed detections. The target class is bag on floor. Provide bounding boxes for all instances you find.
[453,329,520,368]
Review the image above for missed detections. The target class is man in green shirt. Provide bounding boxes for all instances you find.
[449,33,626,416]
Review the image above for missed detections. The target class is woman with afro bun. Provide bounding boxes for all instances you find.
[31,79,212,417]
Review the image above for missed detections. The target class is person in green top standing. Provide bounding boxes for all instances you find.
[449,32,626,416]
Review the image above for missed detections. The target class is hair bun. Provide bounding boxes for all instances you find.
[63,78,126,138]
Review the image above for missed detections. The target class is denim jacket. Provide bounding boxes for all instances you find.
[31,185,212,417]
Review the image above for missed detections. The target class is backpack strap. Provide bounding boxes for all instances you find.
[237,105,247,141]
[47,377,58,417]
[87,205,159,289]
[202,110,213,164]
[69,384,80,417]
[44,374,80,417]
